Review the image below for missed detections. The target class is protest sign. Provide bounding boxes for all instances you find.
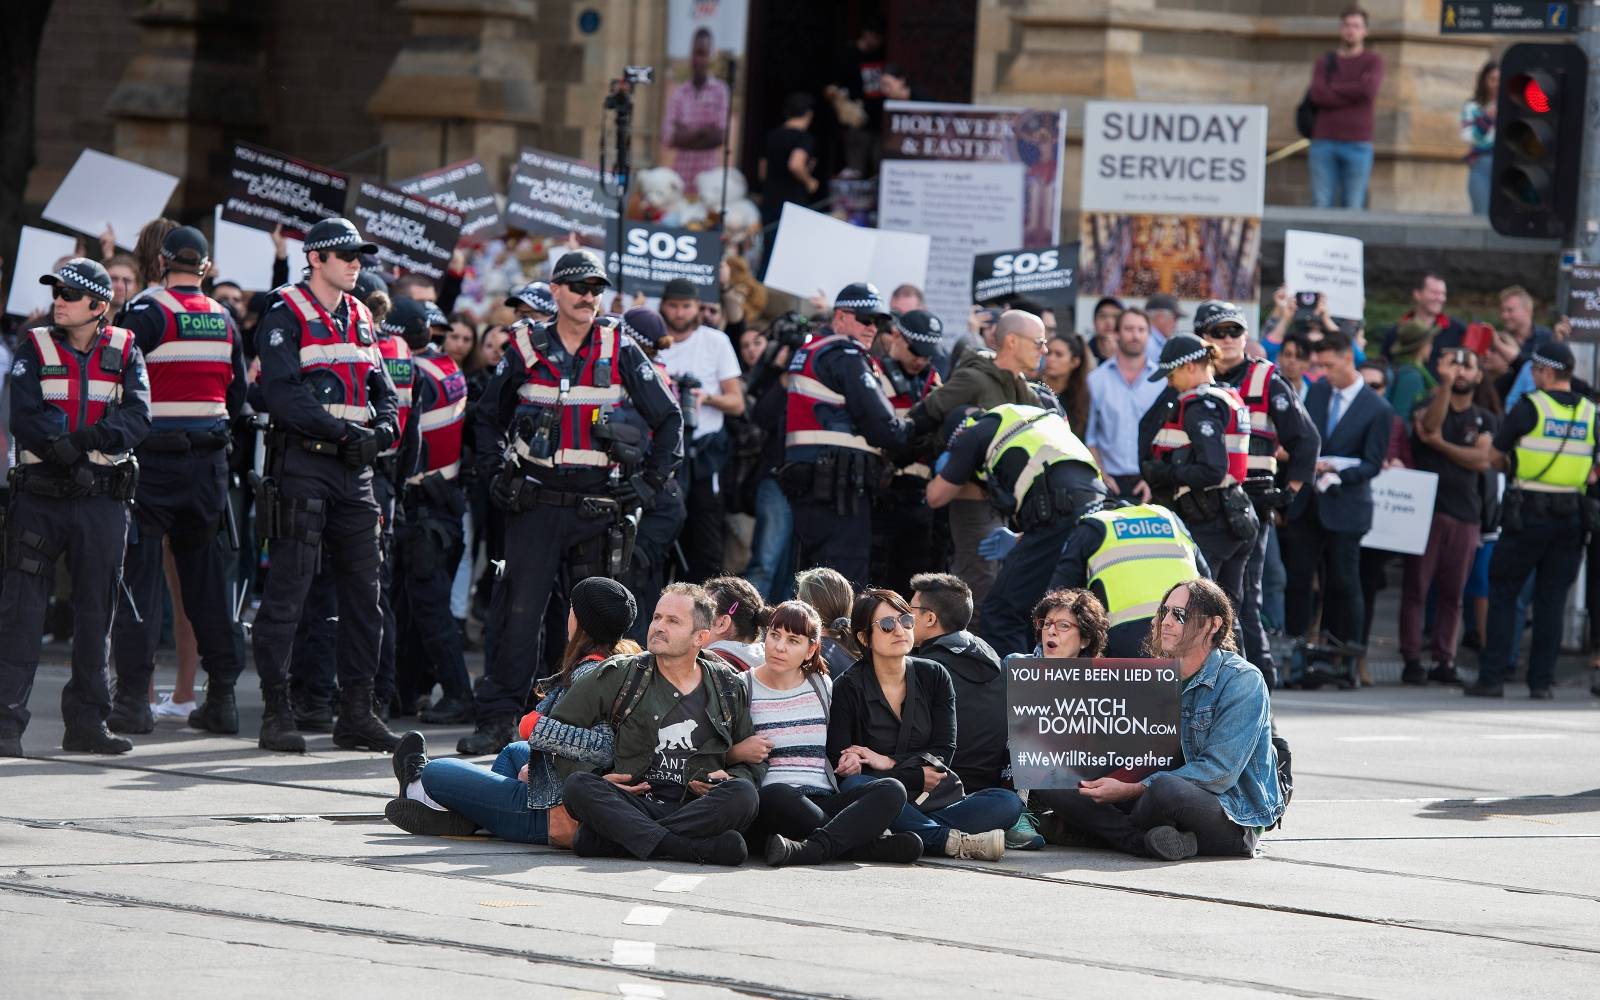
[1284,230,1365,321]
[972,243,1078,309]
[397,159,504,241]
[5,227,79,318]
[763,203,929,308]
[212,206,303,292]
[504,148,618,246]
[221,141,348,239]
[606,222,720,301]
[42,150,179,249]
[1007,657,1182,789]
[1361,468,1440,556]
[879,101,1065,335]
[1077,101,1266,335]
[350,182,463,281]
[1565,265,1600,342]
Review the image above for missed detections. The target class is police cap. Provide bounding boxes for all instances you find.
[1193,299,1246,337]
[504,281,556,314]
[892,310,943,358]
[382,297,430,340]
[550,250,611,288]
[303,217,379,255]
[160,226,210,267]
[1148,333,1212,383]
[833,282,889,318]
[40,257,114,303]
[1532,340,1577,374]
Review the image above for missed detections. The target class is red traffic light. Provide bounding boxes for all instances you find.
[1509,70,1558,114]
[1524,78,1551,113]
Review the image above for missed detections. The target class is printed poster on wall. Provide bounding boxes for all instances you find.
[879,101,1065,343]
[1006,658,1182,789]
[1076,102,1267,335]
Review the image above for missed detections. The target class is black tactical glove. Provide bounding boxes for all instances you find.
[1141,459,1177,489]
[340,424,379,469]
[613,472,659,512]
[68,426,103,453]
[46,435,82,466]
[372,421,396,455]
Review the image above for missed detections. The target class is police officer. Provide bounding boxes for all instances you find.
[1050,501,1208,658]
[0,259,150,757]
[926,402,1107,658]
[505,281,556,324]
[251,217,402,754]
[1196,300,1317,686]
[383,298,475,723]
[871,309,945,595]
[1468,341,1598,699]
[371,273,417,718]
[109,227,249,737]
[781,282,913,586]
[465,250,682,754]
[1140,334,1258,612]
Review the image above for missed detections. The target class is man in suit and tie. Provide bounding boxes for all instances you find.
[1282,329,1393,651]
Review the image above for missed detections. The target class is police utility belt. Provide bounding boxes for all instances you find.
[1175,484,1256,540]
[8,459,138,502]
[1501,487,1599,533]
[140,427,230,455]
[778,449,888,516]
[403,470,468,521]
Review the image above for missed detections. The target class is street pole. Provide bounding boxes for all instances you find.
[1559,2,1600,322]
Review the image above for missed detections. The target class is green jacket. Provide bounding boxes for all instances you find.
[549,651,765,788]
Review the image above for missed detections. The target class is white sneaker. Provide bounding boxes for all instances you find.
[151,692,197,720]
[943,829,1005,862]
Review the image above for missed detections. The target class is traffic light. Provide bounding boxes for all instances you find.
[1489,43,1588,239]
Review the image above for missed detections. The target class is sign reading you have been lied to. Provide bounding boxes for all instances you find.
[222,141,348,240]
[350,182,464,282]
[1006,658,1181,789]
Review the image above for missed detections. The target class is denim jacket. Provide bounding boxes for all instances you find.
[524,658,615,809]
[1145,649,1283,829]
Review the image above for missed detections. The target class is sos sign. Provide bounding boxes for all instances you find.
[973,243,1078,307]
[625,227,700,262]
[611,222,720,300]
[990,249,1060,277]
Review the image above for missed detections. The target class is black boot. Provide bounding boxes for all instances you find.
[291,688,334,732]
[333,683,401,752]
[0,732,24,758]
[259,684,308,753]
[839,831,924,863]
[456,717,515,756]
[107,692,154,735]
[62,723,133,755]
[419,695,474,725]
[188,683,239,735]
[764,834,830,867]
[1400,660,1426,686]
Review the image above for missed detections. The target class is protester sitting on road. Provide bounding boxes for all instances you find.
[1031,580,1283,860]
[704,575,768,672]
[382,577,642,841]
[827,588,1024,861]
[554,583,763,866]
[740,600,924,867]
[796,567,859,675]
[1024,589,1109,661]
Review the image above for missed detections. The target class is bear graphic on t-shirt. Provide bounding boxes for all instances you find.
[656,718,697,752]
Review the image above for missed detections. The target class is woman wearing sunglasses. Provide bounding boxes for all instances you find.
[734,600,924,866]
[1030,579,1283,861]
[827,588,1024,861]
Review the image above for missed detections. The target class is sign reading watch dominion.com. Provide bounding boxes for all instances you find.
[1006,658,1182,788]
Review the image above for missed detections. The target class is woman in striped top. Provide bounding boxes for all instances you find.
[734,600,924,867]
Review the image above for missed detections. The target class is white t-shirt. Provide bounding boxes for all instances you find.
[657,325,741,438]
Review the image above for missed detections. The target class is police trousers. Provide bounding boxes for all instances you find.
[113,446,245,697]
[1238,511,1278,686]
[621,478,686,645]
[395,501,470,706]
[979,515,1078,659]
[791,498,872,589]
[252,452,383,692]
[0,492,129,735]
[870,480,937,599]
[1479,512,1585,690]
[373,469,399,705]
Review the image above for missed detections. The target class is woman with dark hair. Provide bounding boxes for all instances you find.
[734,600,924,866]
[1027,588,1109,659]
[827,588,1024,861]
[795,567,858,674]
[1033,579,1283,860]
[704,575,768,671]
[1460,60,1499,215]
[445,318,480,373]
[383,577,642,842]
[1042,332,1091,433]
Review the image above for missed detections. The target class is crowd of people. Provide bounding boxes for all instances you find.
[0,197,1594,870]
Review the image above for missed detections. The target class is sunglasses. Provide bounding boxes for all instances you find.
[568,283,607,299]
[1206,325,1247,340]
[856,312,891,331]
[1036,618,1077,634]
[875,613,915,634]
[1156,605,1189,625]
[51,286,89,303]
[321,249,362,263]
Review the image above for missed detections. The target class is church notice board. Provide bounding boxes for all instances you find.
[1006,657,1181,789]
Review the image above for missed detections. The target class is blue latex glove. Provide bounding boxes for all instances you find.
[934,451,952,475]
[978,526,1019,561]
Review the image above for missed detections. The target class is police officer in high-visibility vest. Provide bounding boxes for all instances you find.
[1139,334,1259,613]
[926,402,1107,657]
[1196,300,1317,686]
[1050,501,1210,658]
[251,217,403,754]
[0,259,150,757]
[109,227,248,737]
[872,308,945,595]
[781,282,913,587]
[466,250,683,754]
[371,278,417,718]
[1467,341,1599,699]
[382,298,475,724]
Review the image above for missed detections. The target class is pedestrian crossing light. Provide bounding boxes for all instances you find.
[1490,43,1588,239]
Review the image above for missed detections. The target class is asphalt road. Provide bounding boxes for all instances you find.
[3,657,1597,1000]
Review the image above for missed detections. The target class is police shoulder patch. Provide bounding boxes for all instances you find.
[1273,394,1288,412]
[10,359,25,377]
[268,330,285,347]
[637,361,656,381]
[496,357,508,375]
[1198,421,1218,437]
[861,370,879,390]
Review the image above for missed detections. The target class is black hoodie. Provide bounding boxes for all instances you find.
[914,629,1010,791]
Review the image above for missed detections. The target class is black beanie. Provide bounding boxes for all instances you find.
[570,576,637,646]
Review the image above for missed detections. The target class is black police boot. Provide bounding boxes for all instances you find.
[333,683,401,752]
[259,685,308,753]
[291,688,335,733]
[456,717,515,756]
[107,691,154,735]
[419,695,474,725]
[1400,660,1426,686]
[0,731,24,758]
[62,723,134,755]
[188,683,239,735]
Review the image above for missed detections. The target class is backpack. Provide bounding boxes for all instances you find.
[1272,735,1294,829]
[1296,52,1337,140]
[607,654,744,732]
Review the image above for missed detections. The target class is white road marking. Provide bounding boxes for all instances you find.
[1481,734,1566,741]
[624,905,672,926]
[652,874,704,893]
[611,940,657,966]
[1334,736,1421,743]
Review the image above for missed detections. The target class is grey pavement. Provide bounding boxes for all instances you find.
[3,652,1598,999]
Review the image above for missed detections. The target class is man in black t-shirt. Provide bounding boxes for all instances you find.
[759,93,820,278]
[1398,349,1497,686]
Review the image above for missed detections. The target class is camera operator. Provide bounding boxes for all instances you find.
[657,279,744,583]
[1263,286,1340,356]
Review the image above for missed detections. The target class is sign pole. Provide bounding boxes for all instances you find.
[1559,2,1600,321]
